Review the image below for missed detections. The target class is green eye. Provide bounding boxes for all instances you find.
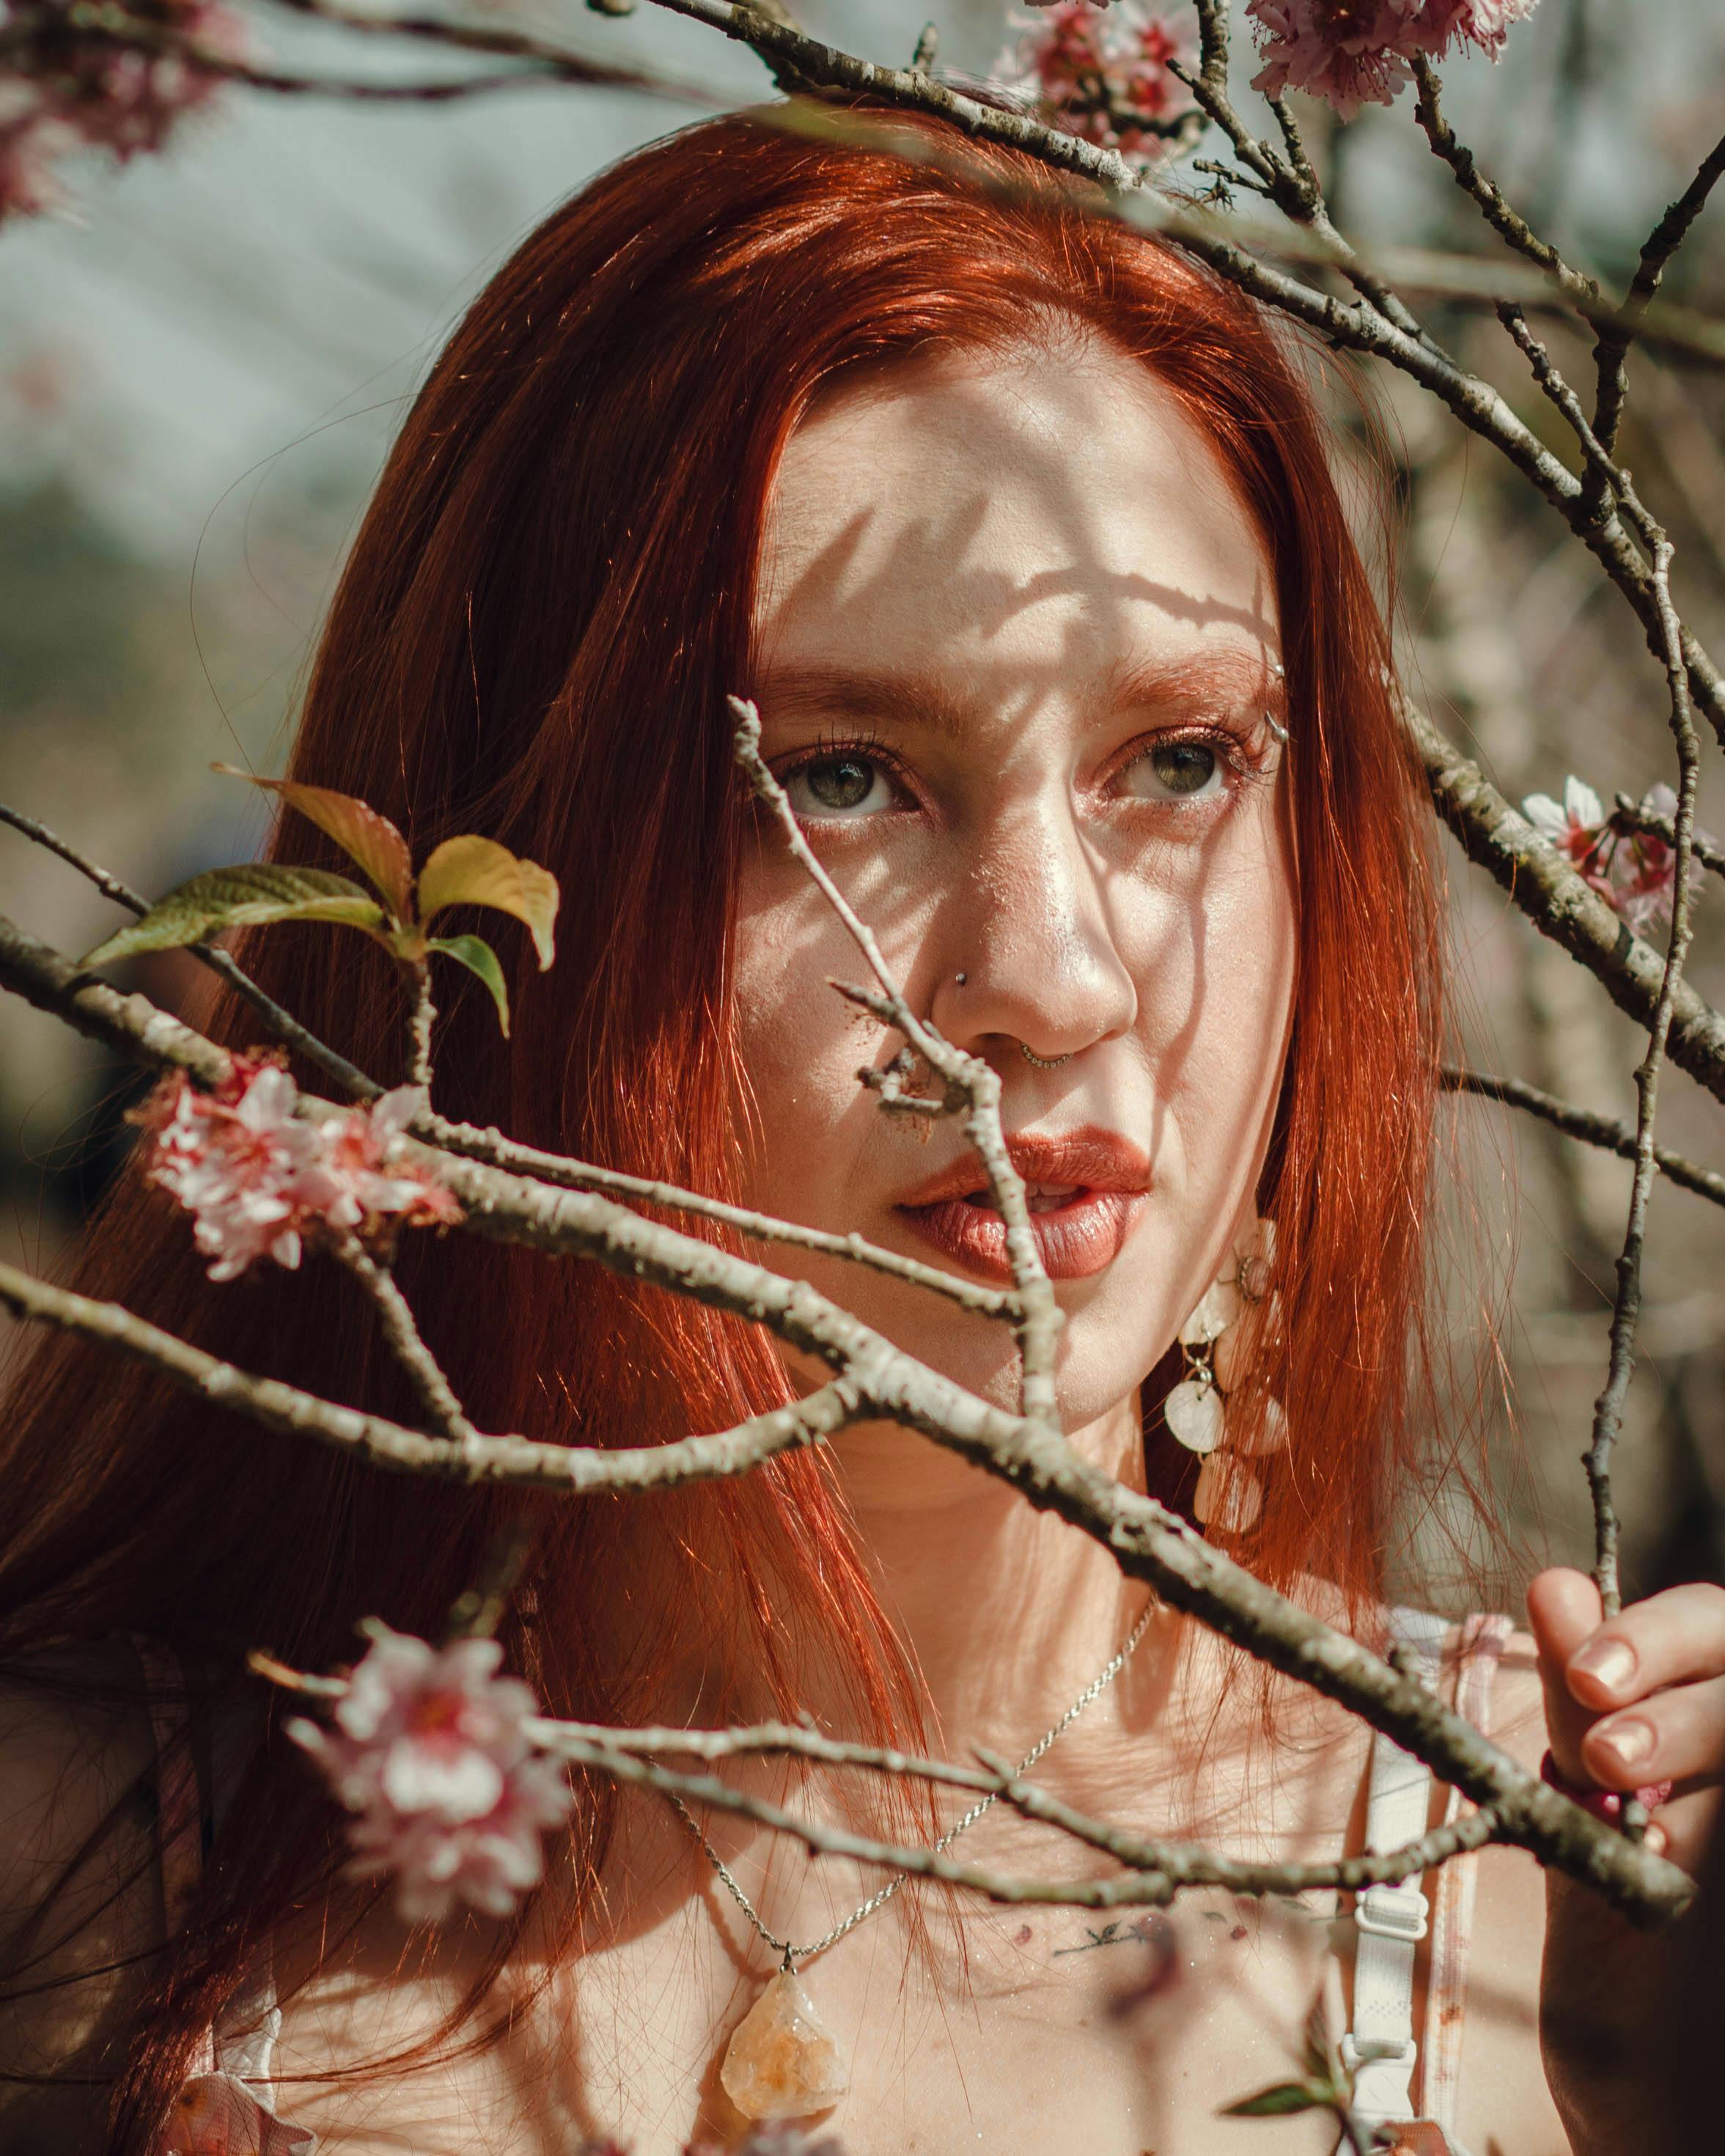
[787,754,891,815]
[1120,741,1221,801]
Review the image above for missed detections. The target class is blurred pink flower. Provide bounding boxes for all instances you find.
[288,1624,574,1924]
[140,1057,458,1280]
[998,2,1188,161]
[0,0,249,221]
[1246,0,1538,119]
[1611,783,1705,938]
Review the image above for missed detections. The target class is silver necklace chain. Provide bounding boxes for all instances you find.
[663,1597,1158,1972]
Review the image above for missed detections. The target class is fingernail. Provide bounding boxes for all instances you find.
[1570,1638,1637,1694]
[1600,1718,1655,1767]
[1645,1824,1669,1856]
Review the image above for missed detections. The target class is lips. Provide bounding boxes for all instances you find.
[896,1128,1152,1284]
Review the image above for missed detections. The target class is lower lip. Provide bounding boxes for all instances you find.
[896,1190,1145,1283]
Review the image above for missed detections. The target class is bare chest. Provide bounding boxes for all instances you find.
[272,1885,1350,2155]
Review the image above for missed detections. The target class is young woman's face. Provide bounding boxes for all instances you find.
[736,336,1295,1432]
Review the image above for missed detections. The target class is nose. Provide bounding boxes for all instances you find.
[924,797,1138,1064]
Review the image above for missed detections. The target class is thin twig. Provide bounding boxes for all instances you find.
[1611,792,1725,880]
[1586,535,1703,1621]
[417,1111,1017,1318]
[1410,56,1598,312]
[0,1252,864,1490]
[729,697,1065,1430]
[0,801,378,1100]
[1589,128,1725,479]
[531,1731,1508,1910]
[1442,1067,1725,1212]
[524,1699,1518,1899]
[328,1230,472,1441]
[445,1522,537,1641]
[406,962,435,1091]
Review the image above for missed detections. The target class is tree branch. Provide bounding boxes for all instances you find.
[416,1111,1018,1319]
[328,1230,473,1442]
[1442,1066,1725,1211]
[1586,534,1702,1620]
[0,800,379,1101]
[1408,705,1725,1103]
[0,1253,864,1490]
[1589,128,1725,475]
[1410,56,1598,312]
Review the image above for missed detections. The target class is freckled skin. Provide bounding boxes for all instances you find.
[736,337,1297,1434]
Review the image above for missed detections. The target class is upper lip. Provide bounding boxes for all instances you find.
[896,1128,1154,1207]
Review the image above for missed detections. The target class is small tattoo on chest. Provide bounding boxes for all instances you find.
[1051,1913,1172,1958]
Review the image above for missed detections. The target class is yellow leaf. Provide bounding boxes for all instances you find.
[416,836,558,969]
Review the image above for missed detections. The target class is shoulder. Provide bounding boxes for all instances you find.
[0,1639,165,2154]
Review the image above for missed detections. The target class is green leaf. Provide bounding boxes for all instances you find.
[416,835,559,969]
[427,934,510,1036]
[81,865,385,968]
[213,764,415,921]
[1218,2078,1338,2119]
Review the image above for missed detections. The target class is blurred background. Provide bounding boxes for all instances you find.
[2,0,1723,1612]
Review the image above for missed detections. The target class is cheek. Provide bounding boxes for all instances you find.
[1130,827,1297,1167]
[729,875,874,1209]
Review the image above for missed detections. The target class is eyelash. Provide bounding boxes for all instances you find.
[1103,718,1280,803]
[773,716,1279,820]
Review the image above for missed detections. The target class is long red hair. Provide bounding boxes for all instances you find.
[0,103,1441,2147]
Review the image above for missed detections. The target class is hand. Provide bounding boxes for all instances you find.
[1526,1567,1724,2155]
[1527,1564,1725,1871]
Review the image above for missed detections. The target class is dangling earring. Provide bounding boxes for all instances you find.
[1163,1217,1287,1534]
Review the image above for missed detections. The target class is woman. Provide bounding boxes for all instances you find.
[0,103,1718,2156]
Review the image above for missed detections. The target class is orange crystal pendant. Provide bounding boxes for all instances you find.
[719,1968,849,2122]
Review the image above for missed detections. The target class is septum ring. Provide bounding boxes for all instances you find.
[1020,1043,1074,1070]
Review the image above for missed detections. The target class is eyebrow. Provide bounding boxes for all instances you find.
[754,646,1284,740]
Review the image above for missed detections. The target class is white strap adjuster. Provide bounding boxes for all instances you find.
[1354,1883,1429,1942]
[1342,2032,1418,2072]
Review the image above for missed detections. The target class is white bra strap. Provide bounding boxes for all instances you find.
[1342,1605,1446,2137]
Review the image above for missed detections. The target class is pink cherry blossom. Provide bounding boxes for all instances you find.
[139,1056,459,1281]
[1611,783,1705,938]
[998,3,1188,162]
[1523,774,1706,941]
[1522,773,1613,895]
[0,0,249,224]
[288,1624,574,1924]
[1245,0,1539,119]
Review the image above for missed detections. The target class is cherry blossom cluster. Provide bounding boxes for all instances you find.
[1523,776,1704,939]
[139,1056,460,1281]
[0,0,246,219]
[287,1623,575,1923]
[1246,0,1540,120]
[996,2,1188,162]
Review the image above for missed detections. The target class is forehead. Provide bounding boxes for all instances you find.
[755,338,1279,692]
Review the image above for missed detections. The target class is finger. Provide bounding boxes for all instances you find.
[1641,1784,1721,1874]
[1526,1567,1603,1782]
[1564,1581,1725,1711]
[1582,1671,1725,1792]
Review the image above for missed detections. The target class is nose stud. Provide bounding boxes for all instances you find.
[1020,1043,1074,1070]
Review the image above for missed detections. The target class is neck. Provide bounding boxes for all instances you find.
[820,1395,1180,1788]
